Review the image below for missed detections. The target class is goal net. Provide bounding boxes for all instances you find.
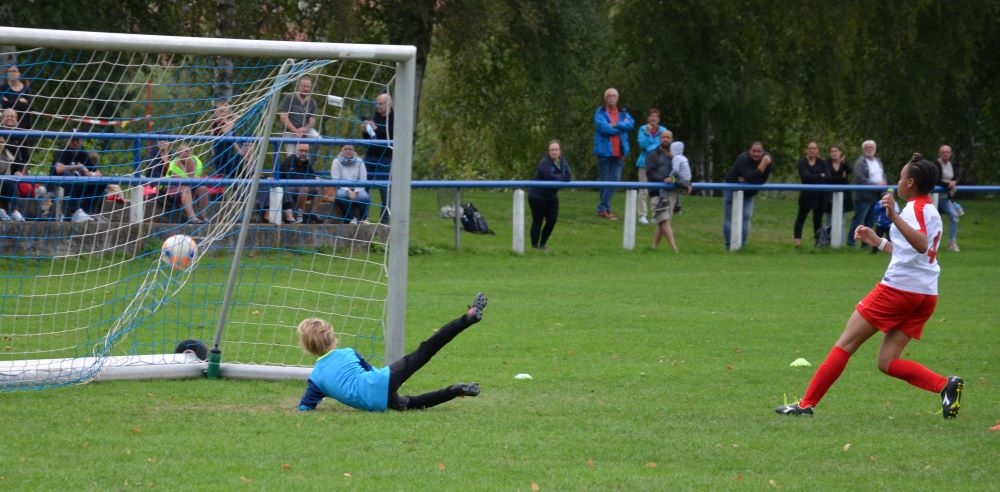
[0,28,415,391]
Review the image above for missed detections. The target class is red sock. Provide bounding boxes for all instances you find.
[886,358,948,393]
[799,346,851,408]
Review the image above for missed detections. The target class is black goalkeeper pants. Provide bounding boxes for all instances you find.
[386,313,473,410]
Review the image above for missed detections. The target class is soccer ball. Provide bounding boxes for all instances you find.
[161,234,198,271]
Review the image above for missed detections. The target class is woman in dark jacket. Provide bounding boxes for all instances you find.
[825,144,854,241]
[793,141,830,247]
[528,140,572,250]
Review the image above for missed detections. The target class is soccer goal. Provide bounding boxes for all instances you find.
[0,27,415,391]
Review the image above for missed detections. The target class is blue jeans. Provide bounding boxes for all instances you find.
[596,156,623,214]
[938,197,959,242]
[848,198,875,246]
[335,188,370,223]
[723,190,755,248]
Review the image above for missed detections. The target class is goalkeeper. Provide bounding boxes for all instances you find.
[297,293,487,412]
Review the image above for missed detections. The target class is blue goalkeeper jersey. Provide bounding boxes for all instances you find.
[309,348,390,412]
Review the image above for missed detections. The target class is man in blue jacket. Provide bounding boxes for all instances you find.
[592,88,635,220]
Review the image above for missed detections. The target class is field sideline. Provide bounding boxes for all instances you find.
[1,189,997,490]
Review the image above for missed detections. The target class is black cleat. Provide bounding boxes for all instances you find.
[775,403,814,416]
[941,376,963,419]
[466,292,488,322]
[451,383,480,397]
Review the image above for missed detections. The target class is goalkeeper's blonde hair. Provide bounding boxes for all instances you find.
[297,318,336,357]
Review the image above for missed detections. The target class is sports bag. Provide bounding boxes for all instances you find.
[459,202,494,235]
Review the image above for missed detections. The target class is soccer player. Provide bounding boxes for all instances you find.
[775,154,963,418]
[297,293,487,412]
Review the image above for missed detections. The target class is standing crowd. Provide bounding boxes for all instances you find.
[526,86,965,254]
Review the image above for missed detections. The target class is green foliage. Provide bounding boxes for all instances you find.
[611,0,1000,184]
[418,0,613,180]
[7,1,1000,183]
[0,190,997,488]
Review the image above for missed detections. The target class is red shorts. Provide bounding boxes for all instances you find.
[856,283,937,340]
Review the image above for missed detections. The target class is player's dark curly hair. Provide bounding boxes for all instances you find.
[906,153,939,195]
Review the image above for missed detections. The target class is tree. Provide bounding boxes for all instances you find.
[417,0,613,179]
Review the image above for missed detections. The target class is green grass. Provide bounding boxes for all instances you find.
[1,189,998,490]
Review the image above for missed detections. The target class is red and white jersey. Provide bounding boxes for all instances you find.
[881,196,942,295]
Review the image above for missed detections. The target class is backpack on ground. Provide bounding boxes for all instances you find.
[815,226,831,248]
[459,202,494,235]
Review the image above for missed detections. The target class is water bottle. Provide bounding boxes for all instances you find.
[365,123,376,138]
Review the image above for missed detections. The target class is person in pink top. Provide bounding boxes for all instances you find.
[776,154,963,419]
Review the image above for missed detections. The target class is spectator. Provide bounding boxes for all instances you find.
[52,134,105,223]
[793,141,830,248]
[670,139,693,213]
[0,135,26,222]
[330,144,370,224]
[671,141,693,184]
[635,108,668,225]
[210,100,241,178]
[592,87,635,220]
[848,139,886,247]
[646,133,689,252]
[934,144,962,252]
[824,144,853,240]
[723,141,773,248]
[528,139,572,251]
[1,66,31,127]
[278,142,324,224]
[1,66,35,162]
[361,93,394,224]
[278,77,319,157]
[166,144,209,224]
[0,108,27,164]
[144,139,172,180]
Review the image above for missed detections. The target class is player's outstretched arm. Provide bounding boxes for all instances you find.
[298,380,326,411]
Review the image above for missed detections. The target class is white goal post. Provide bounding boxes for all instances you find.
[0,27,415,389]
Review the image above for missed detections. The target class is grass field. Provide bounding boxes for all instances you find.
[1,189,998,490]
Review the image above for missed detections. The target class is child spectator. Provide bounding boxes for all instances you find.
[870,189,898,254]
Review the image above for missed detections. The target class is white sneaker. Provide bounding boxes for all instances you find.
[0,208,9,221]
[948,241,960,252]
[349,218,359,225]
[72,208,94,223]
[10,210,25,222]
[638,215,649,225]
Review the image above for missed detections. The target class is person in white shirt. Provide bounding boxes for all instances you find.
[330,144,370,224]
[776,154,963,419]
[847,139,887,247]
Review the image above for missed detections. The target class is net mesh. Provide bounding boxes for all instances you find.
[0,45,397,391]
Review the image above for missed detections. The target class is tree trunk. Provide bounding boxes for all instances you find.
[213,0,236,101]
[380,0,437,138]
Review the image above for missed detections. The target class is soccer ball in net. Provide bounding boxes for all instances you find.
[161,234,198,271]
